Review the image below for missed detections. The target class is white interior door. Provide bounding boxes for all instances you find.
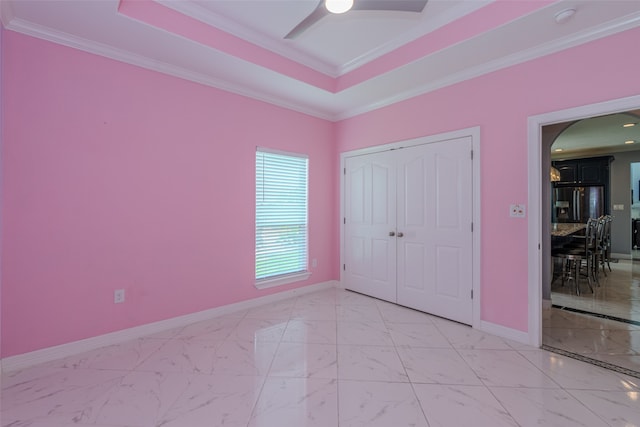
[343,136,473,324]
[344,151,397,303]
[396,137,473,324]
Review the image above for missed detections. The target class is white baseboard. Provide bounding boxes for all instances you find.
[612,252,632,260]
[478,320,532,347]
[1,280,337,373]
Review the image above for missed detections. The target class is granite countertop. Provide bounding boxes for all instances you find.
[551,223,586,237]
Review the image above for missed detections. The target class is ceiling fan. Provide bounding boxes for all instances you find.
[285,0,429,39]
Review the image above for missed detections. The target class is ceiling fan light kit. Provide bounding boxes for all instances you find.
[325,0,354,14]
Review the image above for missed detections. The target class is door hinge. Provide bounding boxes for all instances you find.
[471,289,474,299]
[470,149,474,160]
[344,217,346,224]
[471,222,473,232]
[344,167,346,175]
[343,264,346,271]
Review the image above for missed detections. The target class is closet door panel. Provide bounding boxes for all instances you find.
[402,242,426,291]
[396,150,428,297]
[344,152,397,303]
[344,135,473,324]
[397,137,473,325]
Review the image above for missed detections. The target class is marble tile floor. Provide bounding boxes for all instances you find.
[543,307,640,376]
[2,288,640,427]
[548,259,640,375]
[551,259,640,322]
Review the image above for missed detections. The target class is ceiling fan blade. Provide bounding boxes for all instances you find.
[352,0,428,13]
[284,2,329,39]
[284,0,428,39]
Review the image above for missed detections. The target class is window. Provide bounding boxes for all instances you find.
[255,148,310,288]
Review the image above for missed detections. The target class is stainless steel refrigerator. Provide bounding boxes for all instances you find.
[552,186,605,223]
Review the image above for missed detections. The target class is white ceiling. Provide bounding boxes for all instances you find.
[2,0,640,121]
[162,0,487,75]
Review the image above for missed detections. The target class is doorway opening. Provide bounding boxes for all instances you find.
[631,162,640,260]
[528,95,640,378]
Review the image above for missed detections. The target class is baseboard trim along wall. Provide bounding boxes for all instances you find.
[1,280,337,372]
[478,320,530,346]
[611,252,632,261]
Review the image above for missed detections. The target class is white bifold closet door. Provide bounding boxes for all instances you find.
[344,150,397,303]
[344,136,473,325]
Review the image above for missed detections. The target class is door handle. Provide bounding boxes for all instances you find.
[389,231,395,237]
[397,232,404,237]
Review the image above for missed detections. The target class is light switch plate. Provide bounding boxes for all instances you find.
[510,204,526,218]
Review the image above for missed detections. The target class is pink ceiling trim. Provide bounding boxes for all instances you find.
[118,0,556,95]
[118,0,336,92]
[336,0,556,91]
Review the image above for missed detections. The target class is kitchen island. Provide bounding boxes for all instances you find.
[551,223,586,237]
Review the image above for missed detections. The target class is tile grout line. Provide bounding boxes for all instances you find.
[542,344,640,379]
[551,304,640,327]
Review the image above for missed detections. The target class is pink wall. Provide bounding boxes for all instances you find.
[2,24,639,358]
[118,0,335,92]
[0,30,337,357]
[336,26,640,332]
[0,25,4,360]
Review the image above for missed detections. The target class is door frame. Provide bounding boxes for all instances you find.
[527,94,640,347]
[340,126,481,328]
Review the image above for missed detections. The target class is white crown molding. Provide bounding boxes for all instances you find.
[157,0,493,78]
[3,17,336,121]
[0,0,15,27]
[336,10,640,121]
[0,280,337,372]
[3,6,640,123]
[155,0,339,77]
[337,0,493,75]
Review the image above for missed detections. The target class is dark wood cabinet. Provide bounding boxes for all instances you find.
[552,156,613,185]
[552,156,614,216]
[555,161,578,184]
[579,159,607,184]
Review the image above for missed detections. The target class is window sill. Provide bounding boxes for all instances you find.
[255,271,311,290]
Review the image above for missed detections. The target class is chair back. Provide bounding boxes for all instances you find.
[595,216,607,249]
[603,215,612,249]
[583,217,598,252]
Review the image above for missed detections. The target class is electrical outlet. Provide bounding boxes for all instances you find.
[312,258,318,268]
[114,289,125,304]
[510,204,526,218]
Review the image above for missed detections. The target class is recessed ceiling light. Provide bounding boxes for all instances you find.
[554,148,563,152]
[623,123,637,128]
[625,140,635,144]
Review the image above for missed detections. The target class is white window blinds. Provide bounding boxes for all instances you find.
[256,148,308,282]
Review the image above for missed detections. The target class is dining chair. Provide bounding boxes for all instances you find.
[551,218,597,295]
[589,216,608,284]
[601,215,613,274]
